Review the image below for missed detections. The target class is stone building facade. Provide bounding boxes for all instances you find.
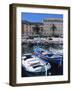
[22,20,43,38]
[22,18,63,38]
[43,18,63,37]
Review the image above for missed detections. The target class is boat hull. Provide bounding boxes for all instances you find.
[22,66,46,77]
[33,47,63,65]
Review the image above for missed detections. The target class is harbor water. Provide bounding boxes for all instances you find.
[21,42,63,77]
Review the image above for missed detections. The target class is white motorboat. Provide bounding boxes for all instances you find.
[22,54,51,73]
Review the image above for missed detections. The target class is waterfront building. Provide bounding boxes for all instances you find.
[43,18,63,37]
[22,20,43,38]
[22,18,63,38]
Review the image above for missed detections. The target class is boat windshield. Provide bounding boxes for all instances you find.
[24,55,33,60]
[42,51,48,55]
[30,62,40,67]
[33,65,42,68]
[44,53,53,57]
[41,50,44,53]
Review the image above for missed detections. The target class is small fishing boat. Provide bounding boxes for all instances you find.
[33,47,63,65]
[33,47,53,57]
[22,54,51,74]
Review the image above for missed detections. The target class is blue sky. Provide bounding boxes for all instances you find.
[21,12,63,22]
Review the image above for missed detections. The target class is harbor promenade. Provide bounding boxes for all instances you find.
[22,37,63,45]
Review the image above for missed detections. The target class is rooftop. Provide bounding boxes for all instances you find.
[22,20,43,25]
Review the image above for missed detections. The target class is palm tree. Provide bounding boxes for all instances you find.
[50,24,57,37]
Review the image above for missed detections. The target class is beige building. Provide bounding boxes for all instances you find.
[22,18,63,38]
[22,21,43,37]
[43,18,63,36]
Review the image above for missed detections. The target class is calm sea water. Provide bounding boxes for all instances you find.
[22,43,63,55]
